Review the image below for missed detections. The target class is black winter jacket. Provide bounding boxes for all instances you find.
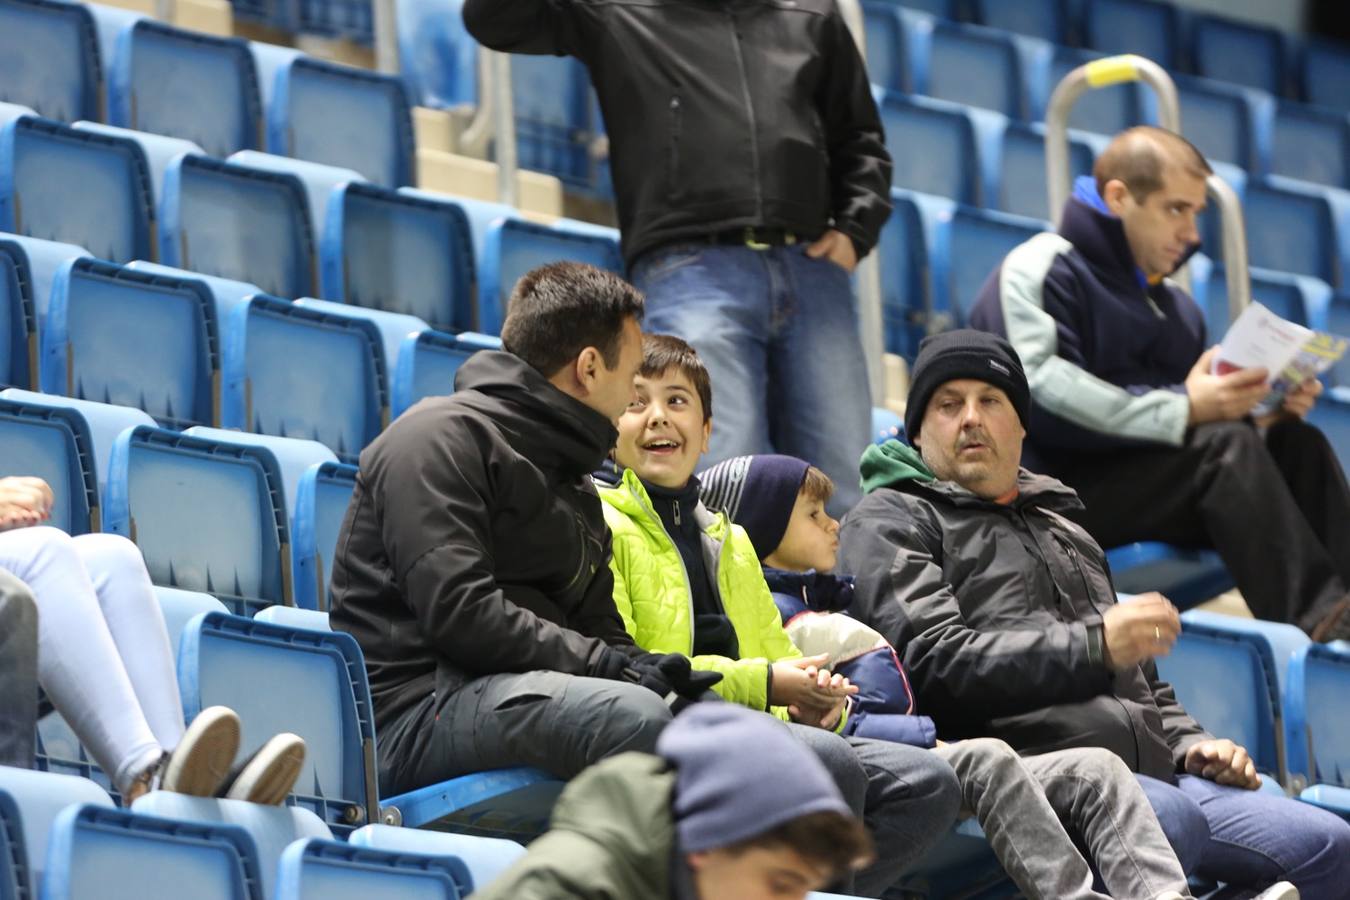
[839,441,1211,782]
[462,0,892,266]
[329,351,638,730]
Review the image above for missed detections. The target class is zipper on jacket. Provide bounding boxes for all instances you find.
[674,499,681,526]
[629,483,699,648]
[727,10,764,221]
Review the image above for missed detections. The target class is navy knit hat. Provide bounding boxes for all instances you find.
[698,454,811,560]
[658,704,851,853]
[904,330,1031,446]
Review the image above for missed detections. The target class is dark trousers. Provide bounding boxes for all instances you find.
[1054,419,1350,632]
[0,570,38,768]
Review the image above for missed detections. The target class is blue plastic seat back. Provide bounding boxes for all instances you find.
[225,296,387,463]
[270,57,414,188]
[182,427,338,525]
[277,838,469,900]
[0,0,101,122]
[479,220,623,335]
[945,206,1046,326]
[1198,264,1331,347]
[349,824,524,894]
[925,22,1025,118]
[43,804,263,900]
[0,239,36,389]
[1105,542,1234,611]
[511,53,592,188]
[1302,41,1350,116]
[1292,644,1350,786]
[392,330,489,417]
[226,151,366,250]
[0,785,25,900]
[1192,15,1287,97]
[161,155,315,298]
[876,189,953,360]
[297,0,372,43]
[0,388,157,492]
[0,396,97,533]
[111,21,262,158]
[970,0,1067,44]
[105,425,291,615]
[1325,297,1350,391]
[1080,0,1180,69]
[880,93,981,205]
[0,768,114,898]
[1271,102,1349,190]
[178,612,376,833]
[293,461,357,612]
[0,117,154,263]
[1047,48,1146,137]
[1176,75,1267,172]
[861,3,909,93]
[998,123,1095,220]
[156,587,229,659]
[1242,181,1340,285]
[43,258,219,429]
[395,0,476,110]
[323,183,476,332]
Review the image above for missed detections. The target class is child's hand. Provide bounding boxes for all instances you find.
[770,655,858,708]
[788,695,848,731]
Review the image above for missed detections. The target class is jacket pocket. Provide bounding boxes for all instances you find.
[666,95,682,199]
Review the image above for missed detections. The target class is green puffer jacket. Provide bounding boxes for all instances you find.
[601,469,802,716]
[471,752,678,900]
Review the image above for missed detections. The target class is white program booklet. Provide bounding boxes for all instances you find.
[1214,302,1348,417]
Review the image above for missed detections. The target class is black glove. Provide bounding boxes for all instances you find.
[588,648,722,702]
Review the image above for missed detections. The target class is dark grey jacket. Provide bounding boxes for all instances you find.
[839,441,1211,782]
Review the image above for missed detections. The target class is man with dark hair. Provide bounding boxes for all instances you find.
[462,0,890,513]
[331,262,718,796]
[968,126,1350,641]
[839,329,1345,899]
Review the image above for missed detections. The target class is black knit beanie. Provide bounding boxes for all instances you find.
[904,330,1031,446]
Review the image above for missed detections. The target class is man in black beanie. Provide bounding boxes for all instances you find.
[838,328,1348,899]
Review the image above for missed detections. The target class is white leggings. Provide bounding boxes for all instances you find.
[0,526,185,793]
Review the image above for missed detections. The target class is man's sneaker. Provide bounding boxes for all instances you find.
[1253,882,1299,900]
[1311,595,1350,643]
[161,706,241,797]
[219,733,306,806]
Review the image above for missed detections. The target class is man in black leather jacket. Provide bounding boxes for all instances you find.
[463,0,891,513]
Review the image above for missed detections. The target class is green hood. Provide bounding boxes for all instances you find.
[859,439,936,495]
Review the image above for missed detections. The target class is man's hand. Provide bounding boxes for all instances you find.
[1280,377,1322,421]
[1184,739,1261,789]
[1101,592,1180,672]
[771,654,858,708]
[805,229,858,273]
[1185,347,1270,424]
[0,477,54,532]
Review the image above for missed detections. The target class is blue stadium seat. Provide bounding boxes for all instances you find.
[942,205,1047,326]
[156,587,229,657]
[1191,14,1290,98]
[297,0,372,44]
[291,462,356,611]
[1270,100,1350,189]
[349,824,525,894]
[860,2,913,94]
[0,767,113,899]
[392,330,501,418]
[0,106,155,263]
[1080,0,1182,70]
[71,123,203,210]
[276,838,471,900]
[1105,542,1235,611]
[160,154,316,298]
[320,182,476,332]
[0,232,88,337]
[868,0,955,16]
[996,122,1098,221]
[107,19,262,158]
[0,233,73,390]
[104,424,292,614]
[221,294,387,462]
[1194,262,1332,348]
[254,605,331,631]
[1175,74,1273,173]
[879,92,984,205]
[133,794,332,900]
[875,188,954,360]
[1156,610,1310,788]
[511,52,594,191]
[43,804,264,900]
[291,297,413,399]
[1285,642,1350,808]
[921,21,1035,119]
[0,388,156,493]
[1301,40,1350,115]
[394,0,477,111]
[0,0,102,122]
[0,394,97,533]
[1043,47,1148,137]
[84,1,140,71]
[226,151,366,254]
[42,258,219,428]
[1323,294,1350,392]
[970,0,1068,45]
[182,427,337,524]
[265,54,414,188]
[1241,176,1350,289]
[128,262,266,325]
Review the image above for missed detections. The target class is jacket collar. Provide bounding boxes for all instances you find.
[1060,176,1199,291]
[608,467,725,536]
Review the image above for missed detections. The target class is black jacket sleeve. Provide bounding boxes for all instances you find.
[1141,661,1213,767]
[816,9,892,256]
[378,420,613,677]
[841,503,1113,719]
[461,0,585,57]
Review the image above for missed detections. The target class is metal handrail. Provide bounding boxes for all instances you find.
[1044,53,1250,318]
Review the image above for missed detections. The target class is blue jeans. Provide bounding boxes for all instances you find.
[1137,773,1350,899]
[631,242,872,514]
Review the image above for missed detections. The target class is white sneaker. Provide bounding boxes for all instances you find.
[219,733,306,806]
[1253,883,1300,900]
[160,706,241,797]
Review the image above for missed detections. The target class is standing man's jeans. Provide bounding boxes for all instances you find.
[0,569,38,768]
[788,723,961,897]
[633,242,873,514]
[1137,773,1350,899]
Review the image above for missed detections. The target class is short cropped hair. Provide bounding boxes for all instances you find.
[500,262,645,378]
[727,811,874,880]
[640,334,713,422]
[800,466,835,504]
[1094,126,1213,202]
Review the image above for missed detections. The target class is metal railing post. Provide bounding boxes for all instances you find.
[372,0,399,75]
[487,49,518,208]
